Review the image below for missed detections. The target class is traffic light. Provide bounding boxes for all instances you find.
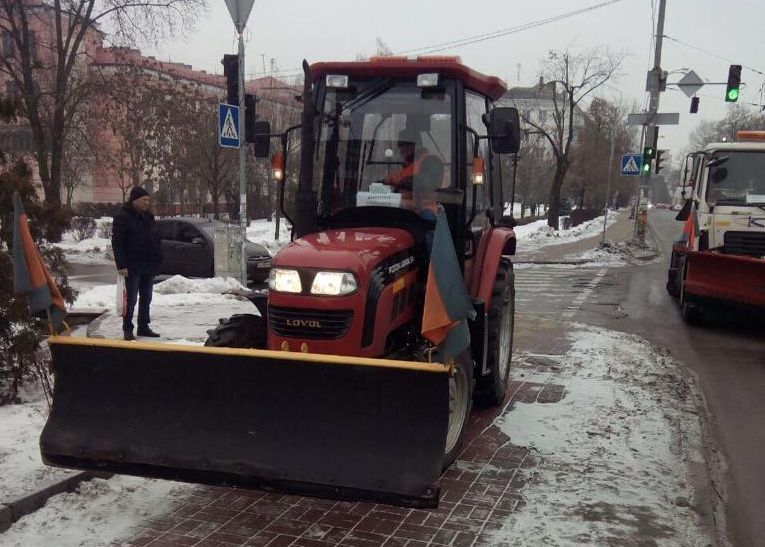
[222,54,239,105]
[655,149,666,174]
[245,94,257,143]
[641,158,652,175]
[725,64,741,102]
[690,96,699,114]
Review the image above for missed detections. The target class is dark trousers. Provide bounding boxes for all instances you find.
[122,264,154,333]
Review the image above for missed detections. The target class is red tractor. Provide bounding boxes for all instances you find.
[41,57,521,507]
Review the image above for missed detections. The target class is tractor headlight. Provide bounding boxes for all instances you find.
[310,271,357,296]
[269,268,302,293]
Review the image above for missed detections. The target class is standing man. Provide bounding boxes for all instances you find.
[112,186,163,341]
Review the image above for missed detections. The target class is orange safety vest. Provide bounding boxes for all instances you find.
[384,153,433,198]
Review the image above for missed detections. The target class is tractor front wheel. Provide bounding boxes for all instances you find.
[204,314,267,348]
[474,258,515,407]
[443,353,474,469]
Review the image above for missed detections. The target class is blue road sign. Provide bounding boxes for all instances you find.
[621,153,643,176]
[219,103,240,148]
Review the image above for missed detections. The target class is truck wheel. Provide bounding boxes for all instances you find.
[680,265,703,326]
[443,352,474,470]
[204,314,267,348]
[666,251,681,297]
[474,258,514,407]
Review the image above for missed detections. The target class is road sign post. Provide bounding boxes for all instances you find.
[224,0,255,286]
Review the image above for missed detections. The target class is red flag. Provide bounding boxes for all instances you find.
[12,192,67,333]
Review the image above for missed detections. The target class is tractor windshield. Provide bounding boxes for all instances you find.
[313,79,455,218]
[707,151,765,206]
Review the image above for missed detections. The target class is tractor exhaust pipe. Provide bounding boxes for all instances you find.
[294,60,318,238]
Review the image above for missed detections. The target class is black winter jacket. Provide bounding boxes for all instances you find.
[111,203,163,270]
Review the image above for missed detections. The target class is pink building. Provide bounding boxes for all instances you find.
[1,2,298,206]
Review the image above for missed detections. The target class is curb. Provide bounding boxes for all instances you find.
[0,471,112,533]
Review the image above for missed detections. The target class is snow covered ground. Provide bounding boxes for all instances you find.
[0,389,78,506]
[75,275,257,343]
[0,274,257,527]
[1,477,193,547]
[492,325,714,545]
[54,217,113,264]
[0,324,715,546]
[246,217,292,254]
[515,213,618,253]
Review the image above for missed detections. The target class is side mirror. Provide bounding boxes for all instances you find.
[253,120,271,158]
[488,107,521,154]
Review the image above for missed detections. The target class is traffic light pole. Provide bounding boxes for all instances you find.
[634,0,667,244]
[238,32,247,286]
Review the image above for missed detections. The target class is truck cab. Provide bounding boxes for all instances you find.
[667,131,765,322]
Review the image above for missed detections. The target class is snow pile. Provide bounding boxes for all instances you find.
[564,241,635,267]
[55,217,113,264]
[1,477,193,547]
[247,217,292,254]
[492,326,711,545]
[153,275,245,295]
[75,276,246,310]
[74,275,257,342]
[518,214,617,251]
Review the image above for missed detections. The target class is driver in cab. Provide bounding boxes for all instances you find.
[384,128,444,220]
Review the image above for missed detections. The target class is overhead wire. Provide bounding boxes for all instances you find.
[245,0,628,79]
[392,0,626,56]
[662,34,765,77]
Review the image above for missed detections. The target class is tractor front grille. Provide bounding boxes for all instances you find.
[269,307,353,340]
[724,231,765,257]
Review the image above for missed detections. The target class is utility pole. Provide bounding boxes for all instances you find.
[602,123,617,245]
[634,0,667,244]
[237,31,247,286]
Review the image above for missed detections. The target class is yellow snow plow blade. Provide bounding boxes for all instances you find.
[40,337,450,507]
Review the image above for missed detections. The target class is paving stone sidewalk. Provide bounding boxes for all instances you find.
[121,353,566,547]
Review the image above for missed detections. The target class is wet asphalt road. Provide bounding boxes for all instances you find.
[583,210,765,547]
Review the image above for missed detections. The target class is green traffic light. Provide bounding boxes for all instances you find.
[642,162,650,174]
[726,88,740,102]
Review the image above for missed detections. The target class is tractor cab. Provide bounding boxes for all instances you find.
[259,57,520,263]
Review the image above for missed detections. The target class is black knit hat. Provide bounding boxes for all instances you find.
[129,186,150,202]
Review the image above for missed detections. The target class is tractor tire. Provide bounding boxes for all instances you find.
[442,352,474,470]
[474,258,515,407]
[204,314,267,349]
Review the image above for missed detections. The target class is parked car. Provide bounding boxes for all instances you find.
[155,217,272,284]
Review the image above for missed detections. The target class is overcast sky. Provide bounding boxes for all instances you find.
[144,0,765,165]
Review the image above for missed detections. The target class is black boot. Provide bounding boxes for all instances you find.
[123,330,136,341]
[137,327,160,338]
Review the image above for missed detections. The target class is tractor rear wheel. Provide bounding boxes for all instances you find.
[204,314,267,348]
[443,352,473,469]
[474,258,514,407]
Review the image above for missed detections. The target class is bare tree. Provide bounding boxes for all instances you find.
[0,0,205,219]
[567,97,636,209]
[94,61,182,202]
[511,48,623,229]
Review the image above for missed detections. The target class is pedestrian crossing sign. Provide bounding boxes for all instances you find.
[219,103,240,149]
[621,153,643,176]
